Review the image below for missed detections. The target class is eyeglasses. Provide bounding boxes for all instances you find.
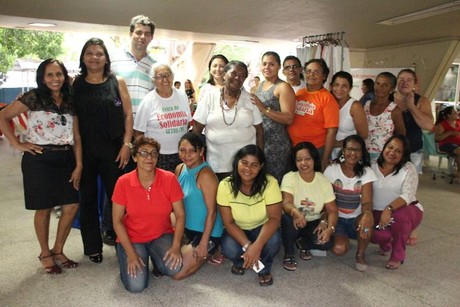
[154,73,173,80]
[305,69,322,76]
[137,150,159,158]
[283,65,300,71]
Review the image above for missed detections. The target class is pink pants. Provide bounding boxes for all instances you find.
[372,205,423,262]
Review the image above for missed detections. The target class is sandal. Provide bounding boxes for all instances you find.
[283,256,297,271]
[230,264,245,275]
[89,253,103,264]
[208,254,224,265]
[258,272,273,287]
[38,253,62,275]
[406,236,418,246]
[51,250,78,268]
[385,260,403,270]
[296,238,312,261]
[355,254,368,272]
[377,249,389,256]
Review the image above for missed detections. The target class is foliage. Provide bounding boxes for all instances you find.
[0,28,64,74]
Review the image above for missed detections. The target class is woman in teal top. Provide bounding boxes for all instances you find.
[175,132,223,275]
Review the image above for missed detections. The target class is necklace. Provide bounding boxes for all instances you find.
[220,88,240,126]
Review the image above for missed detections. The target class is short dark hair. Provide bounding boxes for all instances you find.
[291,142,321,172]
[362,78,374,92]
[79,38,111,77]
[230,144,267,197]
[178,131,205,152]
[132,135,161,157]
[283,55,302,68]
[377,134,411,175]
[207,54,229,85]
[130,15,155,34]
[262,51,281,65]
[331,71,353,88]
[224,60,248,78]
[304,59,330,84]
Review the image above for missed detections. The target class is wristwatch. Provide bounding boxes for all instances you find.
[123,142,133,149]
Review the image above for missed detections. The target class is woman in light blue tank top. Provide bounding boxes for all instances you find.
[175,132,224,274]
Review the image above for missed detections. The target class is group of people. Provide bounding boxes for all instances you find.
[1,13,457,294]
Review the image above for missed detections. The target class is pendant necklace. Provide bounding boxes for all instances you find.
[220,87,240,126]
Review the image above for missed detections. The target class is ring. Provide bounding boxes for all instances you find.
[202,257,206,259]
[364,228,369,233]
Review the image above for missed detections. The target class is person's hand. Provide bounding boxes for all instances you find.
[69,165,82,190]
[14,142,43,155]
[241,243,262,270]
[163,246,183,270]
[116,146,131,169]
[193,241,208,260]
[379,208,393,229]
[292,209,307,230]
[249,94,266,113]
[357,212,374,239]
[404,91,416,111]
[314,221,332,244]
[127,253,145,278]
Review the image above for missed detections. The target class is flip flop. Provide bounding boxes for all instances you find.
[231,264,245,275]
[283,257,297,271]
[258,273,273,287]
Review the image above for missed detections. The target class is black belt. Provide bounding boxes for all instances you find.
[40,145,72,151]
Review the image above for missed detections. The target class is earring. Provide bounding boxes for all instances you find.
[339,155,345,163]
[358,159,363,165]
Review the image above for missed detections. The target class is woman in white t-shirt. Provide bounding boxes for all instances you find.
[134,64,192,172]
[193,61,264,180]
[324,134,376,271]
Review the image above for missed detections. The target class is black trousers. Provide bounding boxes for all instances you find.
[79,140,123,255]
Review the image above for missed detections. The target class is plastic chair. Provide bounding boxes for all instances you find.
[434,143,456,184]
[422,131,455,183]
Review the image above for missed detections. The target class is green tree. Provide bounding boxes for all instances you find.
[0,28,64,74]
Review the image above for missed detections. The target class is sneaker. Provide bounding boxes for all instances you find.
[102,230,116,246]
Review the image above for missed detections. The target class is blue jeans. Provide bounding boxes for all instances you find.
[221,226,281,275]
[281,214,333,256]
[116,233,181,293]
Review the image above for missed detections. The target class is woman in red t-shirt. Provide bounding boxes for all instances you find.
[435,106,460,178]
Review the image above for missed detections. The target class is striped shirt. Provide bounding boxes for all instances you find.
[111,49,156,116]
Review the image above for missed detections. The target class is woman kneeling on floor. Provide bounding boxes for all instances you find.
[281,142,338,271]
[112,136,200,293]
[371,135,424,270]
[324,135,377,271]
[217,144,282,286]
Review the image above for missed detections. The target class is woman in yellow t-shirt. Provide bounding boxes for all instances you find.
[217,144,282,287]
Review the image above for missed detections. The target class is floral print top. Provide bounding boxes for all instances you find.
[19,89,75,145]
[364,101,396,155]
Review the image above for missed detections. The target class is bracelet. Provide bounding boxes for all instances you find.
[385,205,394,212]
[329,225,335,234]
[242,241,251,252]
[265,107,271,114]
[320,220,328,226]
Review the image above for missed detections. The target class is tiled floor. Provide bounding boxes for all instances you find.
[0,138,459,306]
